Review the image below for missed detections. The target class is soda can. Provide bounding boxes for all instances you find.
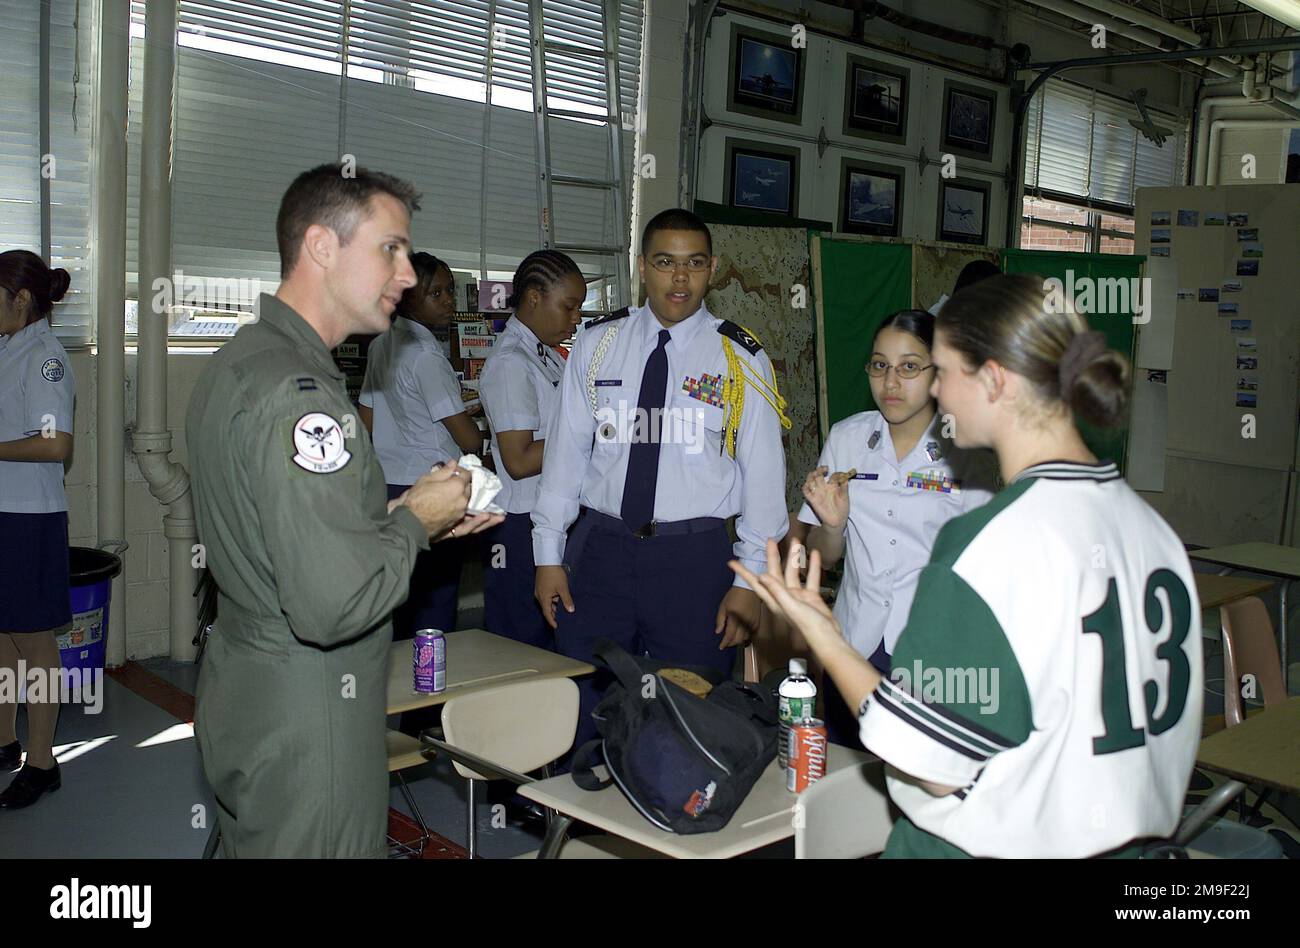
[413,629,446,694]
[786,718,828,793]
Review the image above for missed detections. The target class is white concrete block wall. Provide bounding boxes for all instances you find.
[62,350,209,661]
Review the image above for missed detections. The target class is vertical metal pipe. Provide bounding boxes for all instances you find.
[94,0,129,667]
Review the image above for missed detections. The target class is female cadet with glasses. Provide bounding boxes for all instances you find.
[360,252,483,643]
[798,309,997,744]
[736,273,1201,858]
[0,250,75,809]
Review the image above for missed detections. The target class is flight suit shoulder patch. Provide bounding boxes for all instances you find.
[583,307,631,330]
[716,320,763,356]
[290,411,352,474]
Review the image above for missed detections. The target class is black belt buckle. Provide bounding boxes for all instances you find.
[632,520,657,539]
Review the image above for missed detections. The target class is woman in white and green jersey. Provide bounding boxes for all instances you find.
[735,273,1202,858]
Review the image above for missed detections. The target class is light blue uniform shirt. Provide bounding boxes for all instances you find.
[798,410,997,658]
[478,317,564,514]
[360,316,464,485]
[0,319,75,514]
[532,302,788,585]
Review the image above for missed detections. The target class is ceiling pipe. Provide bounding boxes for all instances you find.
[1236,0,1300,33]
[1022,0,1240,78]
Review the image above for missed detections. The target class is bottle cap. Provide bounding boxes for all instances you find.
[789,658,807,675]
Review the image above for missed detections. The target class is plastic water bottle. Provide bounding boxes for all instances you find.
[778,658,816,769]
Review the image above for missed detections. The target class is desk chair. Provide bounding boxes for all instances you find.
[1220,597,1288,824]
[423,677,659,858]
[793,758,894,858]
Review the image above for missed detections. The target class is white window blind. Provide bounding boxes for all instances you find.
[124,0,642,319]
[0,0,93,344]
[1025,78,1185,208]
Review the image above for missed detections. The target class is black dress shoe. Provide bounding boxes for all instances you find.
[0,741,21,772]
[0,762,61,809]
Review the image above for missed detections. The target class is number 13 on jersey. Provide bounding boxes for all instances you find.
[1082,570,1194,756]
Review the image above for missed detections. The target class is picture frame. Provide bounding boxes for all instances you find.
[842,55,909,145]
[941,80,997,161]
[726,25,804,125]
[937,178,990,245]
[838,159,905,237]
[725,139,800,217]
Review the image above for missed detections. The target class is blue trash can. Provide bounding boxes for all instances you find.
[56,547,123,673]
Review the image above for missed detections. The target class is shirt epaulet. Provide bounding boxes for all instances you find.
[716,319,763,356]
[582,307,631,330]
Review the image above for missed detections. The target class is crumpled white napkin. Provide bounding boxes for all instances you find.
[451,453,505,515]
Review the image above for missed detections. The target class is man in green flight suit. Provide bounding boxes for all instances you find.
[186,163,502,858]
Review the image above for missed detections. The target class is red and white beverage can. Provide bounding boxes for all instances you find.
[786,718,828,793]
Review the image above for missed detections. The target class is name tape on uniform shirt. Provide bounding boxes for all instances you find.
[292,412,352,474]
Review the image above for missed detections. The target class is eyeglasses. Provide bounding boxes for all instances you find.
[648,256,710,274]
[866,359,933,380]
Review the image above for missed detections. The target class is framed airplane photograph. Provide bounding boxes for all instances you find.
[941,80,997,161]
[838,159,904,237]
[725,139,799,216]
[726,24,805,124]
[843,55,909,145]
[937,178,990,245]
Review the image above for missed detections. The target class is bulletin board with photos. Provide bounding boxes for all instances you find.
[1133,185,1300,475]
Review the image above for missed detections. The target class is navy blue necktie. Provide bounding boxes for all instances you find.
[621,329,671,530]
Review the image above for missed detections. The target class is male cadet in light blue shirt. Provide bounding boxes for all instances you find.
[533,209,790,747]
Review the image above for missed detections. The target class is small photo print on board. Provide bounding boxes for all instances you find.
[1150,228,1171,243]
[1218,302,1239,316]
[1240,241,1263,258]
[1237,337,1257,354]
[1237,376,1258,393]
[1177,288,1196,301]
[1237,356,1258,371]
[1229,319,1252,334]
[1237,392,1257,409]
[1222,279,1242,293]
[1147,369,1168,384]
[1237,228,1259,241]
[1198,287,1220,302]
[1151,246,1170,256]
[1151,210,1171,226]
[1204,212,1226,226]
[1177,209,1199,226]
[1237,259,1260,276]
[1228,212,1249,226]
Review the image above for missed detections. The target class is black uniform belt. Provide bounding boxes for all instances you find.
[584,509,724,540]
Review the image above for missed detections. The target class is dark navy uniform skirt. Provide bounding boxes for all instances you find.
[0,511,72,634]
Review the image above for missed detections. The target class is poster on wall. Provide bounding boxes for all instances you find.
[937,179,990,245]
[837,159,903,237]
[726,25,804,124]
[843,54,909,144]
[724,139,799,216]
[940,80,996,161]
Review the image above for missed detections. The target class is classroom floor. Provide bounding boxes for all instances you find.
[0,591,1295,859]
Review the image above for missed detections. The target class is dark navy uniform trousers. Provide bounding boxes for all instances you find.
[385,483,462,640]
[482,512,553,651]
[555,510,737,751]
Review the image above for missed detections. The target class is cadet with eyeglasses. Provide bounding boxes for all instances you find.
[532,209,791,749]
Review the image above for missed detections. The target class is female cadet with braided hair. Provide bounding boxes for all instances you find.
[360,252,483,649]
[735,273,1202,858]
[478,250,586,648]
[0,250,75,808]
